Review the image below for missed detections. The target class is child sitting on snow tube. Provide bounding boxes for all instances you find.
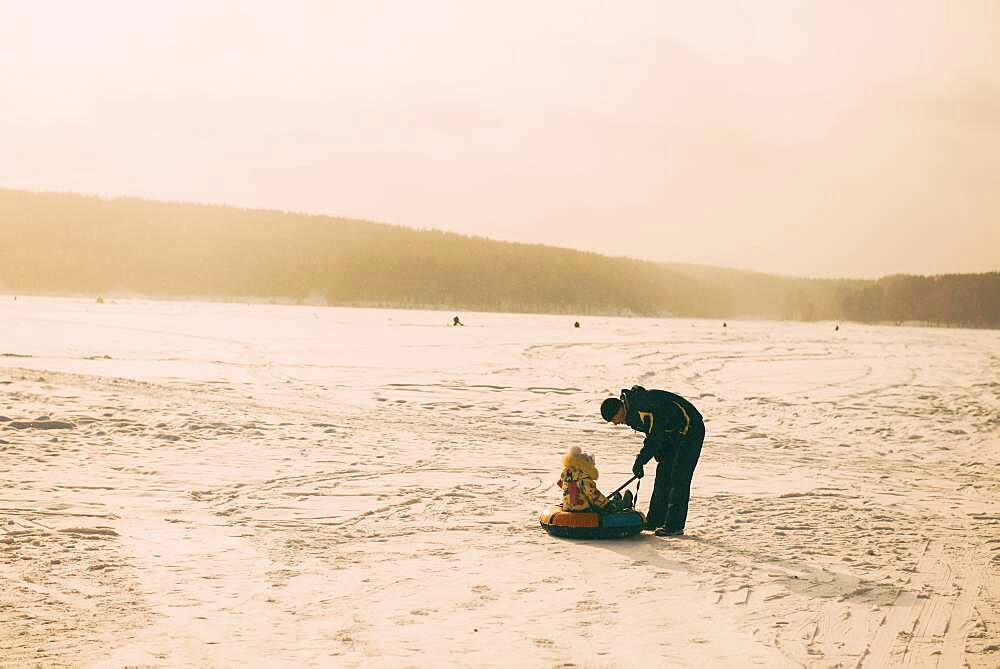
[557,446,609,512]
[541,446,643,539]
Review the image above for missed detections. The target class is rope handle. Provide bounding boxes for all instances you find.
[607,475,638,498]
[605,475,642,512]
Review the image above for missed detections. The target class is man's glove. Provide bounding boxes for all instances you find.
[632,457,645,479]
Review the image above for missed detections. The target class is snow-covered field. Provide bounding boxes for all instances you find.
[1,296,998,667]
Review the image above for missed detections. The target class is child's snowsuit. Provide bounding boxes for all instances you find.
[558,447,608,512]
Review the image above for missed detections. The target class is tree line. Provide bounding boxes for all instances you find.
[1,189,997,327]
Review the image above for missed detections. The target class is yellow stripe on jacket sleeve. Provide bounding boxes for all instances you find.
[637,411,654,434]
[672,401,691,435]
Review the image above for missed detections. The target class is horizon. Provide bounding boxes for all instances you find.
[11,184,1000,281]
[9,185,997,284]
[2,1,999,279]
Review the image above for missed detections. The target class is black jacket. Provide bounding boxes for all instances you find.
[621,385,703,465]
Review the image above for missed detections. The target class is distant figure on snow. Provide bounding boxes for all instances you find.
[723,321,727,329]
[601,385,704,536]
[557,446,608,512]
[574,321,580,328]
[452,315,464,327]
[835,323,840,332]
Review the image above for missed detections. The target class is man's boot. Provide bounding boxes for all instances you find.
[654,526,683,537]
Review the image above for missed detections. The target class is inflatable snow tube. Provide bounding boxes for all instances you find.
[539,507,645,539]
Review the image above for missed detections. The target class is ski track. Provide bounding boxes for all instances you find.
[1,300,998,667]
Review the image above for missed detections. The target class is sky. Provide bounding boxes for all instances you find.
[1,0,998,278]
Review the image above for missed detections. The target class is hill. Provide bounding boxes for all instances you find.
[1,189,997,326]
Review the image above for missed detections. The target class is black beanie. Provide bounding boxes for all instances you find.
[600,397,623,422]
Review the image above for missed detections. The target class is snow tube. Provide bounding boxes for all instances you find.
[539,507,645,539]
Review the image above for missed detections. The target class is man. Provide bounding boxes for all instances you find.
[600,385,705,536]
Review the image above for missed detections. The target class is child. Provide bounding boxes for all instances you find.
[557,446,608,512]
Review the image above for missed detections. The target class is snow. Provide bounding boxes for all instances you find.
[1,295,998,666]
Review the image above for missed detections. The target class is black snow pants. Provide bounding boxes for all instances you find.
[646,421,704,531]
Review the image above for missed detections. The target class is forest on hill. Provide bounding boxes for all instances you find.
[1,189,998,327]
